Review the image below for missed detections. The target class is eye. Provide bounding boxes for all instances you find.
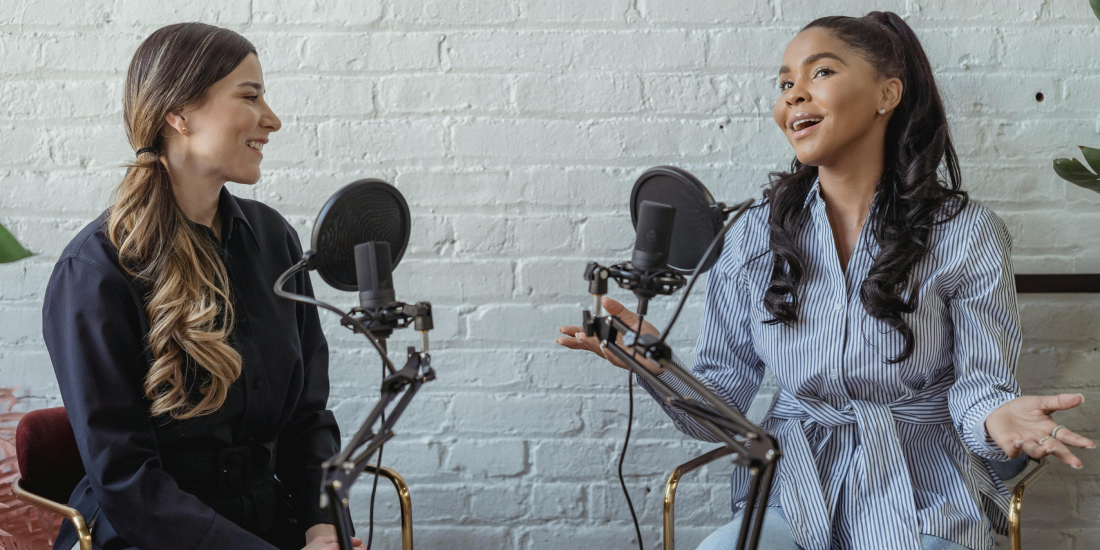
[778,80,793,91]
[244,95,259,102]
[813,67,834,78]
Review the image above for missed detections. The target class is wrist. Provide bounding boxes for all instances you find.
[305,524,335,544]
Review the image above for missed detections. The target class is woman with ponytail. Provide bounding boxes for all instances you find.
[42,23,361,550]
[559,12,1092,550]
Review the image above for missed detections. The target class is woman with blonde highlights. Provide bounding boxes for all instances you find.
[43,23,361,550]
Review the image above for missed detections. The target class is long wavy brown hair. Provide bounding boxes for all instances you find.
[108,23,256,420]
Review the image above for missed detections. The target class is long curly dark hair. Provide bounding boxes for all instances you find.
[761,12,967,363]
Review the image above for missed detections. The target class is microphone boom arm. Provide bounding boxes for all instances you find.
[579,196,777,550]
[321,346,434,548]
[274,257,437,550]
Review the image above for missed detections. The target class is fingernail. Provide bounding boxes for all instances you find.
[1073,463,1083,469]
[1078,394,1085,403]
[1014,440,1024,449]
[1087,444,1096,450]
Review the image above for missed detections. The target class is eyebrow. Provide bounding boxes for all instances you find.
[778,52,847,75]
[237,82,265,93]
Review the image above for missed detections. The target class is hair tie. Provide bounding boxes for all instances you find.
[136,146,158,157]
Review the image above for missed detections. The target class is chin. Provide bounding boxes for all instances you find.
[229,174,261,185]
[793,149,824,167]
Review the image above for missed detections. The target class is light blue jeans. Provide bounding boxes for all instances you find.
[696,508,972,550]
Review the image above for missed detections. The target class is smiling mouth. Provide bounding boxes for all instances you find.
[792,118,822,132]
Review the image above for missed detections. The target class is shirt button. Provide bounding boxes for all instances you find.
[829,370,839,380]
[252,378,264,390]
[834,301,843,311]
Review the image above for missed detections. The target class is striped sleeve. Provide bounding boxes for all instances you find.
[947,207,1022,460]
[637,253,766,442]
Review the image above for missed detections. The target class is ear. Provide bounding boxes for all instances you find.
[879,77,903,114]
[164,109,187,136]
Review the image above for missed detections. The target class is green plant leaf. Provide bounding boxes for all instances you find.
[0,223,31,264]
[1092,0,1100,22]
[1081,145,1100,174]
[1054,157,1100,192]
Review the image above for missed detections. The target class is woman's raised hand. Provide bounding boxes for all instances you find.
[984,393,1094,469]
[555,297,665,375]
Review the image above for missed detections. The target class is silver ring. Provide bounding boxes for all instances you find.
[1052,425,1066,440]
[1037,435,1052,446]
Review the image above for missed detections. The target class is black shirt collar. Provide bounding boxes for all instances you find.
[216,186,258,249]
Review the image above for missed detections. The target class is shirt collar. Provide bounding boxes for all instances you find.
[217,186,258,248]
[803,177,822,208]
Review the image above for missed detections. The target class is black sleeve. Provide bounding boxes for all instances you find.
[43,256,278,550]
[275,236,341,529]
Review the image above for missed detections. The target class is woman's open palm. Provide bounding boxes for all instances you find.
[985,393,1094,469]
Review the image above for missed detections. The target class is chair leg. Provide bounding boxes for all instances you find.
[364,465,413,550]
[1009,458,1048,550]
[663,448,735,550]
[11,475,92,550]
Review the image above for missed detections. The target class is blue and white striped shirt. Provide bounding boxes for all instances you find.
[639,180,1021,550]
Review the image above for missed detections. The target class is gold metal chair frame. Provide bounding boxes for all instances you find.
[364,464,415,550]
[11,466,414,550]
[663,450,1048,550]
[10,474,92,550]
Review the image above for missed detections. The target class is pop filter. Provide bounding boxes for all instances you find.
[629,166,724,274]
[311,179,411,292]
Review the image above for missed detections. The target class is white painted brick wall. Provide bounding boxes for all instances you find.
[2,1,1099,548]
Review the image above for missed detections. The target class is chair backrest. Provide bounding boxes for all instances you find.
[15,407,86,504]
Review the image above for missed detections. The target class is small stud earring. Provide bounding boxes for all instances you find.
[878,109,886,115]
[182,126,189,135]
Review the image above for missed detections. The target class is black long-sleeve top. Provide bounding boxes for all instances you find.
[42,187,340,550]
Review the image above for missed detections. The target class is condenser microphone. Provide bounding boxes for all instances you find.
[631,200,676,272]
[355,241,396,310]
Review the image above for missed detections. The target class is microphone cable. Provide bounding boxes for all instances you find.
[611,199,752,549]
[367,356,385,550]
[615,313,646,550]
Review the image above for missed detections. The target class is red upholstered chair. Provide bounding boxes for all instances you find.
[13,407,92,550]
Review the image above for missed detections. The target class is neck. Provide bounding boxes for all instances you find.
[161,154,224,229]
[816,135,885,225]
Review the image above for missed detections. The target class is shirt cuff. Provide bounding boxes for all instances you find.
[968,393,1016,460]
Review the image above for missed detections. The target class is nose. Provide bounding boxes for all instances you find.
[785,79,809,108]
[260,101,281,133]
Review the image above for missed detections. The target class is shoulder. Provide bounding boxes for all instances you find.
[936,199,1011,252]
[45,212,141,315]
[53,212,131,285]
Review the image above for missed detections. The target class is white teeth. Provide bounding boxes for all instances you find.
[793,118,822,131]
[246,141,263,151]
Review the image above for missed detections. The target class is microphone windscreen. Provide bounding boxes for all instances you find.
[632,201,676,271]
[355,241,396,309]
